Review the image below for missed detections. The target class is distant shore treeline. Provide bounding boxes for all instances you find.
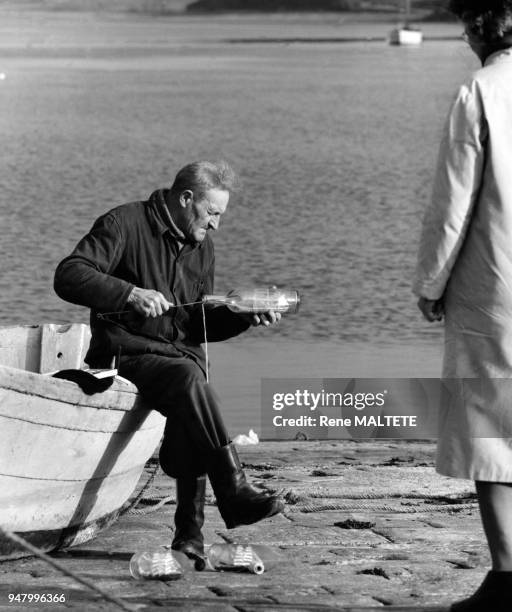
[5,0,454,20]
[186,0,454,20]
[187,0,373,11]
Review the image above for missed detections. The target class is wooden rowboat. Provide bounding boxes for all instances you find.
[0,324,165,559]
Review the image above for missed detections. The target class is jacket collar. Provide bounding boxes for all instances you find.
[147,189,202,250]
[484,47,512,67]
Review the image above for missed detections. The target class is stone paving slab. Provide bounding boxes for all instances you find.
[0,441,485,611]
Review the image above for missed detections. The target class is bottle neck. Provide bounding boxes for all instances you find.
[202,294,230,305]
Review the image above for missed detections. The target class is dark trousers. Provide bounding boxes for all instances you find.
[119,354,229,478]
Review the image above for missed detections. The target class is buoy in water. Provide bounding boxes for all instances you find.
[0,73,6,80]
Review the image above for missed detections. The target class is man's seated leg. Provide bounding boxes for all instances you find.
[119,353,230,452]
[207,441,284,529]
[172,475,207,568]
[175,381,284,530]
[119,354,218,564]
[119,353,284,535]
[158,416,207,566]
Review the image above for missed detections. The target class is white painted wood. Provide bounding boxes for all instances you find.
[0,385,162,479]
[39,324,91,373]
[0,325,42,371]
[0,324,92,373]
[0,324,166,553]
[1,467,148,531]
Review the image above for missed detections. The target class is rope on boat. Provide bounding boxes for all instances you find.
[120,458,162,516]
[129,496,175,515]
[0,527,139,612]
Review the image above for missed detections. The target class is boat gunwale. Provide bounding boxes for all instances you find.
[0,363,140,412]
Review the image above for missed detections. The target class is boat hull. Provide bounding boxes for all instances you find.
[389,28,423,45]
[0,363,165,558]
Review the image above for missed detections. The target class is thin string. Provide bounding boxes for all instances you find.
[202,301,209,384]
[97,299,211,384]
[97,300,204,319]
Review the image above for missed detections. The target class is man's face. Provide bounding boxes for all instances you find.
[178,188,229,243]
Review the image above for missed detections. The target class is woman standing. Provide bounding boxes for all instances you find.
[414,1,512,610]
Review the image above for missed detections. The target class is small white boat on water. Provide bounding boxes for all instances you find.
[389,0,423,45]
[0,323,165,559]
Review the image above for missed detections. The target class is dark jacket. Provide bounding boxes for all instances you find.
[54,189,250,371]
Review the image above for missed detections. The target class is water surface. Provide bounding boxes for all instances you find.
[0,11,474,398]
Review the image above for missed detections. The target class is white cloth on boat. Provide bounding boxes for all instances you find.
[414,48,512,482]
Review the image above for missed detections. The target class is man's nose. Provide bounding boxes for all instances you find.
[208,216,219,230]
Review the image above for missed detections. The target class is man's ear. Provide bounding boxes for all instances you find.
[179,190,194,208]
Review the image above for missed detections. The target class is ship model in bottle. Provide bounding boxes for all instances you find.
[129,547,185,580]
[204,543,264,574]
[202,286,300,314]
[130,544,266,576]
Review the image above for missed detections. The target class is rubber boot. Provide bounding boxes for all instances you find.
[451,571,512,611]
[171,475,207,570]
[207,443,284,529]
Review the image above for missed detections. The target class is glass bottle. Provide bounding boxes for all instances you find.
[202,287,300,314]
[129,547,185,580]
[204,543,265,574]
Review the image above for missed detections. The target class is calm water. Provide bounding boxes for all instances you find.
[0,11,476,377]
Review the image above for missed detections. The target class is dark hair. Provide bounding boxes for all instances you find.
[449,0,512,43]
[170,160,237,198]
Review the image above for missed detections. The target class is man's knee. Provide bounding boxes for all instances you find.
[167,362,209,409]
[120,354,206,405]
[159,416,208,478]
[174,361,205,388]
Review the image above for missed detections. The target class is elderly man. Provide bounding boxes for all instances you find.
[54,160,284,567]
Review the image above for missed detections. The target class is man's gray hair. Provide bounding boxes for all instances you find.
[170,160,237,198]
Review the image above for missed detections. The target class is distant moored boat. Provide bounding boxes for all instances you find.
[389,0,423,46]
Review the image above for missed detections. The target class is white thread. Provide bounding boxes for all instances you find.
[97,300,204,319]
[202,302,209,383]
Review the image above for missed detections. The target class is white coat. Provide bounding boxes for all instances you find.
[414,48,512,482]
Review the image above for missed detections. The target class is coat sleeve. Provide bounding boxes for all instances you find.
[413,80,488,300]
[54,212,134,311]
[188,255,251,343]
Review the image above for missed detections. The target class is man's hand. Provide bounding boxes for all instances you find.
[417,296,444,322]
[241,310,282,327]
[128,287,173,318]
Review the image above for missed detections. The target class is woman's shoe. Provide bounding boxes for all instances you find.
[451,570,512,611]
